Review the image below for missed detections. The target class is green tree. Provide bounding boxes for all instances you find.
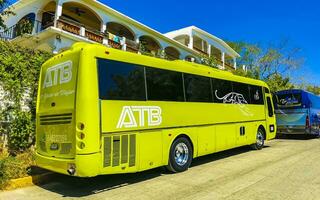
[0,0,15,30]
[228,40,303,92]
[200,54,220,69]
[0,41,53,152]
[305,85,320,95]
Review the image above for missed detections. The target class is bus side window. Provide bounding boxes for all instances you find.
[266,97,274,117]
[249,86,264,105]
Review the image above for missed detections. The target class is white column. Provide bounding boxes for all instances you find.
[202,40,206,52]
[221,52,225,69]
[208,44,212,57]
[33,9,42,34]
[101,23,107,33]
[102,20,109,46]
[80,27,85,37]
[233,57,237,70]
[135,34,141,54]
[188,34,193,49]
[121,37,127,51]
[54,1,63,27]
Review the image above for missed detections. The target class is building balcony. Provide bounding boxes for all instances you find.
[0,16,139,54]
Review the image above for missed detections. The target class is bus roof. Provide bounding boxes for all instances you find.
[47,42,268,88]
[276,89,316,96]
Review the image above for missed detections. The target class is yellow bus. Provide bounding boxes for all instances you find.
[35,43,276,177]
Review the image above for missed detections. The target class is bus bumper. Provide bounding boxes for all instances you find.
[35,152,101,177]
[277,126,310,135]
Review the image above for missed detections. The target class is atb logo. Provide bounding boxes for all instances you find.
[43,61,73,88]
[117,106,162,129]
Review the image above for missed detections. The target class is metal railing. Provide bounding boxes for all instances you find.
[0,20,43,41]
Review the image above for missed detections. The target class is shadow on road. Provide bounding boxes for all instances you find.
[276,134,319,140]
[38,145,258,198]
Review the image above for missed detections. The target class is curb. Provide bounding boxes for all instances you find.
[2,172,55,191]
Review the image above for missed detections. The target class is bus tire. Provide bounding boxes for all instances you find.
[167,137,193,173]
[251,128,265,150]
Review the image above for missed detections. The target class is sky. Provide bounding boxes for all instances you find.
[7,0,320,86]
[97,0,320,86]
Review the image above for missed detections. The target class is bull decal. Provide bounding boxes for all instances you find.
[215,90,248,104]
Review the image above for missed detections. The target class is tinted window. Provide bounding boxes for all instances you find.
[212,78,233,103]
[232,82,250,104]
[264,87,270,94]
[275,93,302,108]
[146,67,184,101]
[98,59,146,101]
[267,97,274,117]
[184,74,212,102]
[249,85,264,105]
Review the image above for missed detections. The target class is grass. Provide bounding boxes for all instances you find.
[0,149,35,189]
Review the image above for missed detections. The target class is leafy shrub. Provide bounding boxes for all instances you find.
[0,149,35,189]
[0,41,53,152]
[7,111,35,153]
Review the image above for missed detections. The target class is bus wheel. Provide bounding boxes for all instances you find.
[167,137,193,173]
[251,128,265,150]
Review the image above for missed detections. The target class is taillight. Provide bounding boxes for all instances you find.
[306,115,310,129]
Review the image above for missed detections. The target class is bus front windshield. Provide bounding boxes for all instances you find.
[275,92,302,109]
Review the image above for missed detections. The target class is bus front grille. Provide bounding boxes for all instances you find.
[39,113,72,125]
[104,134,136,168]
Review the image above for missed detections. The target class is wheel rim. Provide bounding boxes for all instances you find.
[256,130,264,147]
[174,143,189,166]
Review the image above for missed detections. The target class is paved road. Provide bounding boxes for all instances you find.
[1,137,320,200]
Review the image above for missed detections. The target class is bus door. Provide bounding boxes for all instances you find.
[265,93,276,138]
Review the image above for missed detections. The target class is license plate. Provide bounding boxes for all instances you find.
[50,143,59,150]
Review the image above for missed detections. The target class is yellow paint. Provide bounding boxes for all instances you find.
[35,43,276,177]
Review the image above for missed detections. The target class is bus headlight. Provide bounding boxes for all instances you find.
[270,125,275,132]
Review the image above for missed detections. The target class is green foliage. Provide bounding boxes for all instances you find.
[305,85,320,95]
[0,41,53,152]
[15,18,33,36]
[200,55,220,69]
[0,149,35,189]
[7,111,34,152]
[228,40,304,93]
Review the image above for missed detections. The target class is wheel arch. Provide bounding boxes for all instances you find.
[173,134,195,158]
[258,124,267,140]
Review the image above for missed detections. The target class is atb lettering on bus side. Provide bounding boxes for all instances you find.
[117,106,162,129]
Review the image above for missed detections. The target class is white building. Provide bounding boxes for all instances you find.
[0,0,240,70]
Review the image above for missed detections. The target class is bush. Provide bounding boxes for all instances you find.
[7,111,35,153]
[0,149,35,189]
[0,41,53,152]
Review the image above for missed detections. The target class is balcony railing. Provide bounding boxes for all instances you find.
[56,19,81,35]
[126,38,139,53]
[0,18,140,54]
[193,46,209,56]
[0,20,42,41]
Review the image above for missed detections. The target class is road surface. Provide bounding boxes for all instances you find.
[1,136,320,200]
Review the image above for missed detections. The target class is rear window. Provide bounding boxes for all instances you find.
[275,93,302,108]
